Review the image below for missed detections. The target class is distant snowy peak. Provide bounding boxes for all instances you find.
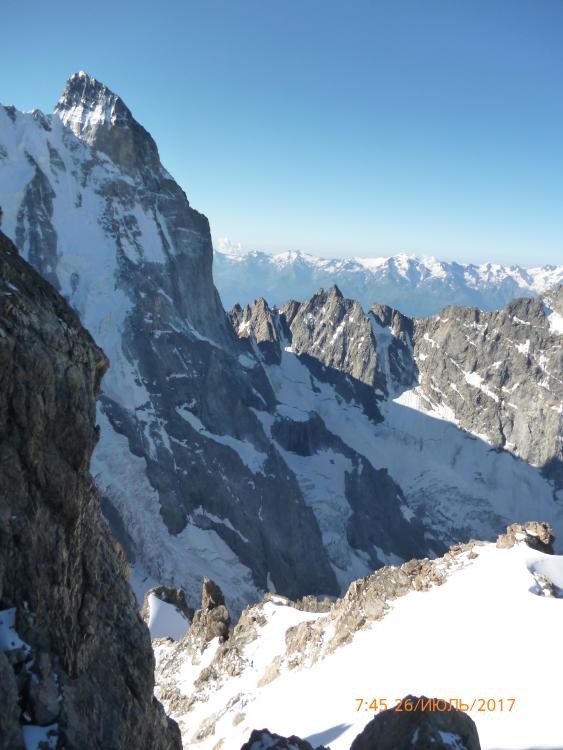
[213,242,563,316]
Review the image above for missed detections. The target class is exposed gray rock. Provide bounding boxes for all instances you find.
[349,695,481,750]
[0,231,180,749]
[240,728,326,750]
[27,652,60,725]
[281,541,483,672]
[233,285,563,558]
[412,289,563,474]
[189,577,231,647]
[15,152,59,290]
[55,71,162,176]
[496,521,555,554]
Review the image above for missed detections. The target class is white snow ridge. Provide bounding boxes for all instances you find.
[154,534,563,750]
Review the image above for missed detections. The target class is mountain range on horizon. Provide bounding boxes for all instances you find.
[213,237,563,317]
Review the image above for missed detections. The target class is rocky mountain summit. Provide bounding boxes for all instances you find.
[0,231,180,748]
[153,523,560,749]
[1,73,561,619]
[0,74,431,613]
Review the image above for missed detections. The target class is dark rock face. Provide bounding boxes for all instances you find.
[240,729,327,750]
[15,153,59,291]
[239,704,481,750]
[349,695,481,750]
[412,289,563,473]
[0,232,180,749]
[0,650,22,749]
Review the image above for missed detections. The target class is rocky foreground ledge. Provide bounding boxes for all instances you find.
[0,232,180,748]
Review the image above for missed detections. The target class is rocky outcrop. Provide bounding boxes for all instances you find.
[496,521,555,554]
[240,729,326,750]
[281,540,483,671]
[153,579,238,743]
[238,697,481,750]
[412,288,563,473]
[188,577,231,648]
[349,696,481,750]
[0,231,180,748]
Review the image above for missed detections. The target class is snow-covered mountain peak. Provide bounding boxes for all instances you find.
[55,71,123,130]
[54,71,161,173]
[213,240,563,316]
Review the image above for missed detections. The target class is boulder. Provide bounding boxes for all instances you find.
[349,695,481,750]
[496,522,555,554]
[240,729,326,750]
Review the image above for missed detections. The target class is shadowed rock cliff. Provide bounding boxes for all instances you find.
[0,231,180,749]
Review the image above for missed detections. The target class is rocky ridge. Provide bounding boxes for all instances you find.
[232,287,563,550]
[235,284,563,469]
[153,524,554,749]
[0,231,180,749]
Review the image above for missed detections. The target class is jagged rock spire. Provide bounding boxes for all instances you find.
[54,71,161,173]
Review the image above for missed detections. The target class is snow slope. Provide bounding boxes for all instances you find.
[155,539,563,750]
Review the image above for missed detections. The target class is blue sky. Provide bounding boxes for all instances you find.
[1,0,562,265]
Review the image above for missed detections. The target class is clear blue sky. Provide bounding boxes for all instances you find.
[1,0,562,265]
